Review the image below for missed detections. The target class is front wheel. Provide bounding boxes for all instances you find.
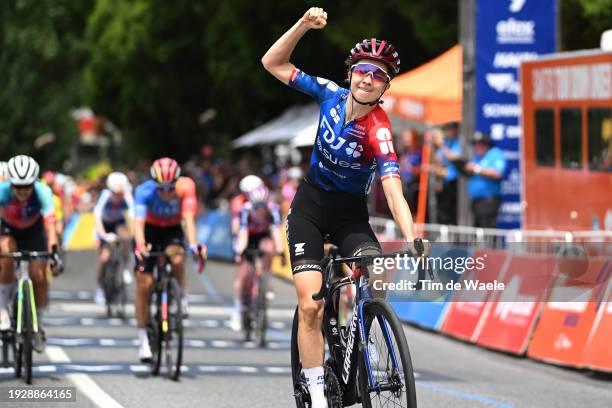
[358,299,417,408]
[165,278,183,381]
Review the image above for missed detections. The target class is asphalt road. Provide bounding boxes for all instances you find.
[0,250,609,407]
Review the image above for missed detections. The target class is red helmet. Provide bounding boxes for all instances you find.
[42,170,55,186]
[346,38,400,76]
[150,157,181,184]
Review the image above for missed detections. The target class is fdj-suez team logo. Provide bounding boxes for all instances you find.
[376,128,395,154]
[345,142,363,158]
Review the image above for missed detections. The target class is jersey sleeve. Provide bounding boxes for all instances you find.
[36,183,56,223]
[133,184,150,220]
[238,203,251,230]
[93,190,111,219]
[176,177,197,216]
[124,191,135,218]
[368,123,401,181]
[268,202,282,227]
[288,69,339,104]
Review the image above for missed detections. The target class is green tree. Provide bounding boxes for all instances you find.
[0,0,93,168]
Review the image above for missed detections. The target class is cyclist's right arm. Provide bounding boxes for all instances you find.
[133,185,149,257]
[261,7,327,84]
[234,205,250,258]
[93,190,110,238]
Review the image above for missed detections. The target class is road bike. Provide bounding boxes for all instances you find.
[0,251,52,384]
[100,240,127,318]
[142,247,203,380]
[291,239,429,407]
[240,249,282,347]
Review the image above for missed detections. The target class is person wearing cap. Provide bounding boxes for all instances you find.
[465,131,506,228]
[431,122,462,225]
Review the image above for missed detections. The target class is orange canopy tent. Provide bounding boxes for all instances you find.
[383,45,462,125]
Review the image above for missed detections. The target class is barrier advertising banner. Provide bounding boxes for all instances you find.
[527,259,612,367]
[580,273,612,372]
[475,0,557,228]
[474,255,556,354]
[440,250,510,341]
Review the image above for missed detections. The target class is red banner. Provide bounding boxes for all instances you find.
[527,259,611,367]
[474,255,557,354]
[440,250,509,341]
[580,271,612,372]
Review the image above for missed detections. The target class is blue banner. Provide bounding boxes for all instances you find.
[475,0,557,228]
[196,210,234,260]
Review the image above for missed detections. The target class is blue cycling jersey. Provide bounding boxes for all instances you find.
[93,189,134,224]
[289,69,400,195]
[0,181,55,228]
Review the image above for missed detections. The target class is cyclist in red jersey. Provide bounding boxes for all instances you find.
[132,158,206,361]
[230,179,285,331]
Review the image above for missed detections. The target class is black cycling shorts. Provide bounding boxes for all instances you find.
[286,180,380,275]
[99,219,127,247]
[0,218,47,252]
[135,223,184,273]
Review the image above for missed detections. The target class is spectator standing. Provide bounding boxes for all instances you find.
[399,130,421,214]
[432,122,462,225]
[465,132,506,228]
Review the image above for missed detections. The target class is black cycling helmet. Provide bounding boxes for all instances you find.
[345,38,400,77]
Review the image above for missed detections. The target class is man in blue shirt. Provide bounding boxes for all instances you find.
[465,132,506,228]
[433,122,462,225]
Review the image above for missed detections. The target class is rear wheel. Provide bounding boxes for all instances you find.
[19,284,34,384]
[149,290,162,376]
[255,272,268,348]
[358,299,417,408]
[241,267,254,342]
[165,278,183,381]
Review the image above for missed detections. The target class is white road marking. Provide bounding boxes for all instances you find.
[50,301,295,318]
[45,346,125,408]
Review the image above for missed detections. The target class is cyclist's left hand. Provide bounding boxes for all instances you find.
[189,243,207,273]
[406,238,431,257]
[50,245,64,276]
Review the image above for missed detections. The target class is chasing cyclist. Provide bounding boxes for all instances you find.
[0,155,62,352]
[133,157,206,362]
[93,171,135,304]
[262,8,422,407]
[231,177,285,331]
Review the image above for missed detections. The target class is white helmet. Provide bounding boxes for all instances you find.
[239,175,263,193]
[248,185,269,204]
[8,155,39,185]
[106,172,130,193]
[0,162,9,182]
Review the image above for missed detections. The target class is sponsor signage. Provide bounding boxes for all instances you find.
[476,0,557,228]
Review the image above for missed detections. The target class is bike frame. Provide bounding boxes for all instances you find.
[148,251,174,335]
[0,252,49,337]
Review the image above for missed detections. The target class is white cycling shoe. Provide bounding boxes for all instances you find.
[0,308,11,331]
[229,311,242,332]
[139,341,152,363]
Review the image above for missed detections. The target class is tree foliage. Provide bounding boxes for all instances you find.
[1,0,608,165]
[0,0,93,167]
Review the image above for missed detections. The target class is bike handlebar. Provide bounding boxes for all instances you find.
[312,238,429,301]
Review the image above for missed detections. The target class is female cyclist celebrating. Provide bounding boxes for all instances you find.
[262,7,421,408]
